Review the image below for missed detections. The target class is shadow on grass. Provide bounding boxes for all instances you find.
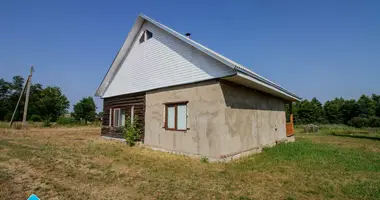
[331,133,380,141]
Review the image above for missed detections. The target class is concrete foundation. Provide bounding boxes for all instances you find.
[144,79,292,160]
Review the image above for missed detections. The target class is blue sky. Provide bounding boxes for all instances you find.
[1,0,379,111]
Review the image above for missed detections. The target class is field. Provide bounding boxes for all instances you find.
[1,126,380,200]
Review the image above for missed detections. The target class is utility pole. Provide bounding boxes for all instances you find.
[9,78,28,127]
[22,66,34,128]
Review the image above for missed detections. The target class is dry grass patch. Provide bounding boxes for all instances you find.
[0,127,380,200]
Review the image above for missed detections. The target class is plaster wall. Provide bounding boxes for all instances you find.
[144,80,287,159]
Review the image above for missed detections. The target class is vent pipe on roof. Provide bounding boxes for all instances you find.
[185,33,191,38]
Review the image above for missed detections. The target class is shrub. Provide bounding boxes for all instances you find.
[123,116,141,146]
[348,117,369,128]
[368,116,380,127]
[30,114,42,122]
[56,116,77,125]
[200,156,209,164]
[43,118,52,127]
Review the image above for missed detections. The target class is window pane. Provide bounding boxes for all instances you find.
[146,30,153,40]
[120,109,125,126]
[177,105,187,130]
[167,106,175,129]
[114,109,120,127]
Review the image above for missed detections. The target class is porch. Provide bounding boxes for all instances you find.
[286,102,295,137]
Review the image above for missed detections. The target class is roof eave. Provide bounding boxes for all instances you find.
[234,66,301,101]
[223,70,301,102]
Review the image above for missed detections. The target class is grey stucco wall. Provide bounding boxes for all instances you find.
[219,81,286,157]
[144,80,287,159]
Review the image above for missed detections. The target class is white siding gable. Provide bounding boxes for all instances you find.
[103,21,235,98]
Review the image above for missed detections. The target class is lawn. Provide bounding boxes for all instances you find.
[0,127,380,200]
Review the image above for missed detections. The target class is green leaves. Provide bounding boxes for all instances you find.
[292,98,324,124]
[290,94,380,127]
[0,76,70,122]
[123,116,141,146]
[36,86,70,121]
[72,97,97,124]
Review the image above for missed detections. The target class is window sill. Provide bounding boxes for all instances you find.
[162,127,190,132]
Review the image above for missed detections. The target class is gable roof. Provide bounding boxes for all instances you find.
[95,14,301,102]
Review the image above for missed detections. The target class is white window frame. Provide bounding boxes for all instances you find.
[109,108,112,127]
[113,108,125,127]
[131,106,135,124]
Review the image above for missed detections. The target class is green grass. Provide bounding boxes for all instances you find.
[0,127,380,199]
[295,124,380,135]
[234,139,380,172]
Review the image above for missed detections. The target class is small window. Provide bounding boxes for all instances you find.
[113,108,125,127]
[139,30,153,44]
[146,30,152,40]
[165,102,188,131]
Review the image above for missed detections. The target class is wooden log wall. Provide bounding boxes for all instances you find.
[101,92,146,139]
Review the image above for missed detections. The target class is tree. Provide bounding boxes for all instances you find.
[35,86,70,121]
[340,99,360,124]
[2,76,25,121]
[292,98,325,124]
[372,94,380,117]
[28,83,43,119]
[0,78,11,120]
[357,95,376,117]
[0,75,70,122]
[73,96,96,124]
[310,97,325,123]
[324,98,345,124]
[294,100,316,124]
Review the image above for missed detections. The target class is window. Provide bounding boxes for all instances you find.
[146,30,152,40]
[139,30,153,44]
[113,108,125,127]
[165,102,188,131]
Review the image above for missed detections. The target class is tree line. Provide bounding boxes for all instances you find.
[287,95,380,128]
[0,75,98,124]
[2,75,380,128]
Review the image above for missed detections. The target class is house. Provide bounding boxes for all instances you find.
[95,14,300,160]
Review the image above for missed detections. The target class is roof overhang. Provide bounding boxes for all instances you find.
[223,71,301,102]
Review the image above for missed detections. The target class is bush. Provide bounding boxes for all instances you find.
[43,118,52,127]
[123,116,141,146]
[56,116,77,125]
[200,156,209,164]
[368,116,380,127]
[30,114,42,122]
[348,117,369,128]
